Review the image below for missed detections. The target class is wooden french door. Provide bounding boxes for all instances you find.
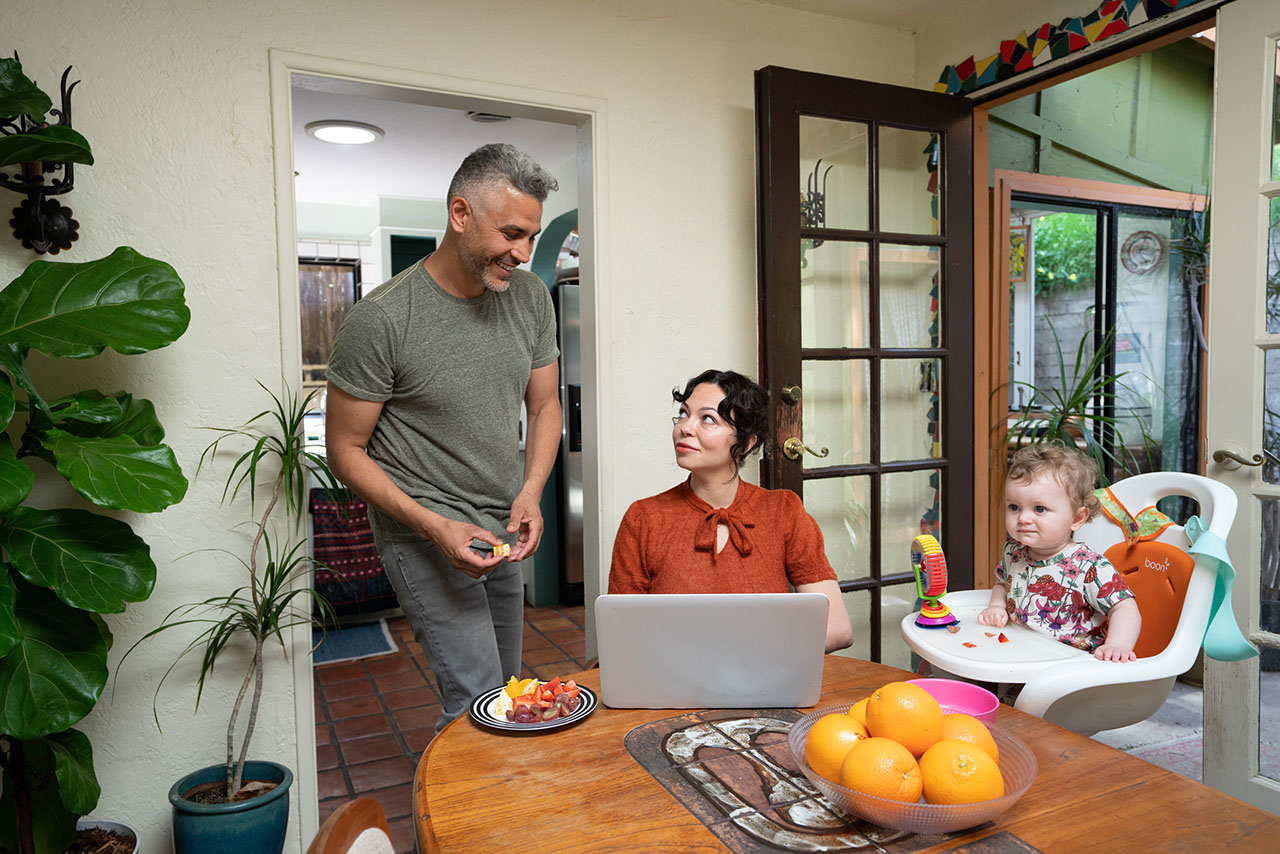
[755,67,974,667]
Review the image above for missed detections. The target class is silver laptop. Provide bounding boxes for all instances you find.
[594,593,827,709]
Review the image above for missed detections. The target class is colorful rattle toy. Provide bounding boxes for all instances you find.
[911,534,958,628]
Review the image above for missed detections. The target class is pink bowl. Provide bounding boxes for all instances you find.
[908,678,999,723]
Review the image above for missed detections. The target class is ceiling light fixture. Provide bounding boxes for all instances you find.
[467,111,511,123]
[305,120,384,145]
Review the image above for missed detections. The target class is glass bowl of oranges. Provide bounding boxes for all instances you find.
[786,683,1037,835]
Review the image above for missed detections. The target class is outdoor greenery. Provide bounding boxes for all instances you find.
[1031,212,1096,296]
[0,56,190,854]
[125,386,340,800]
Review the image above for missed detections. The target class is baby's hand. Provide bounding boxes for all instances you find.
[977,607,1008,627]
[1093,643,1137,662]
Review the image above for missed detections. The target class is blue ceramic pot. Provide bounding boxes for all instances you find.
[169,761,292,854]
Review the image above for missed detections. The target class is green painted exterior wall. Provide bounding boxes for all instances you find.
[987,39,1213,194]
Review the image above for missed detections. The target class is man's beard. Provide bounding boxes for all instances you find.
[460,239,513,293]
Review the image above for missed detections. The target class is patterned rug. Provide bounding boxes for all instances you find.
[312,618,398,665]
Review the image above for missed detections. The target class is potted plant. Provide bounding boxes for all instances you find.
[0,57,190,854]
[124,385,340,854]
[1003,321,1158,486]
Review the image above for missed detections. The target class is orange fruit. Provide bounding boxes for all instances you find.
[865,681,944,757]
[847,697,869,727]
[804,714,869,783]
[919,738,1005,805]
[941,713,999,763]
[838,737,923,803]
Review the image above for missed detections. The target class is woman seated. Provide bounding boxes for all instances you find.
[609,369,854,653]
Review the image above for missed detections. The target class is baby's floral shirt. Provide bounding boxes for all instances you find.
[995,538,1134,652]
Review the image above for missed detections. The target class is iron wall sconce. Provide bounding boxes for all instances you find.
[0,63,84,254]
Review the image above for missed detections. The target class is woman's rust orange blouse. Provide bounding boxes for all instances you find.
[608,479,837,593]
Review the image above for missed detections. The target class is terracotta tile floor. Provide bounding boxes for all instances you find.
[313,604,587,853]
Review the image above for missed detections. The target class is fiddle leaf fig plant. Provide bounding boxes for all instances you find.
[0,248,190,854]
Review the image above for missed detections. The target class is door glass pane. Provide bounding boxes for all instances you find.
[1268,197,1280,334]
[1114,209,1197,479]
[881,582,917,672]
[1261,655,1279,782]
[1272,41,1280,182]
[1260,496,1280,783]
[836,588,871,662]
[806,476,871,581]
[799,116,869,232]
[1013,207,1098,412]
[881,469,942,570]
[882,359,942,462]
[879,127,940,236]
[298,261,358,392]
[881,244,942,349]
[802,360,870,467]
[1265,350,1280,486]
[801,240,870,348]
[1262,498,1280,635]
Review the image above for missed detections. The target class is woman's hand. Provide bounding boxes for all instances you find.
[977,606,1008,627]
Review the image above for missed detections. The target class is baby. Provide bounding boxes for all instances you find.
[978,442,1141,662]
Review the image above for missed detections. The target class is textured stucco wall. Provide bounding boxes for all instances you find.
[1,1,913,850]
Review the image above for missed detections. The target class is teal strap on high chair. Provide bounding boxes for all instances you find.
[1185,516,1258,662]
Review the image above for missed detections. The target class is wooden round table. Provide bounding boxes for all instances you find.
[414,657,1279,853]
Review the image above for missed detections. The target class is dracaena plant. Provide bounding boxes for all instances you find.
[1003,320,1158,486]
[0,56,189,854]
[124,385,340,801]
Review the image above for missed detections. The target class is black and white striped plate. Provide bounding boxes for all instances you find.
[468,684,598,732]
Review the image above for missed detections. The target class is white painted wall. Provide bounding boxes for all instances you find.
[3,0,914,850]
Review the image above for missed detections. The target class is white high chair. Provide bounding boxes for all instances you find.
[901,471,1236,736]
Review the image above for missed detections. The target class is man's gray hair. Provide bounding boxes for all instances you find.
[447,143,559,205]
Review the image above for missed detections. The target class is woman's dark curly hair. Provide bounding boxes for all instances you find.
[672,369,768,475]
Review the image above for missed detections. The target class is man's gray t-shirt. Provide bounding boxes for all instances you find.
[327,260,559,544]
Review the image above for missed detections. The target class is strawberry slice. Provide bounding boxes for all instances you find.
[998,632,1010,643]
[984,632,996,637]
[962,642,977,648]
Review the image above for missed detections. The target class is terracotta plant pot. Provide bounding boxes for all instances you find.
[169,761,292,854]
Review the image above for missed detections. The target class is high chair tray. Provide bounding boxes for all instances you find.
[901,589,1090,683]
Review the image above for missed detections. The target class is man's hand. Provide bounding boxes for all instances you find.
[506,489,544,562]
[977,606,1009,627]
[424,516,505,579]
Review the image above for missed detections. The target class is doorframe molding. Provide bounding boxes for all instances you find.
[970,19,1211,585]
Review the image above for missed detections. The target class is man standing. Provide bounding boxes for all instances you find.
[326,143,562,732]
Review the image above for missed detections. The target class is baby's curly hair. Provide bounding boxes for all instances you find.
[1006,441,1101,519]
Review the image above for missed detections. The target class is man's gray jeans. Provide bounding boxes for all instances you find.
[376,538,524,733]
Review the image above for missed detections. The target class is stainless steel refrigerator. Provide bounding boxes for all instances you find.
[555,280,584,603]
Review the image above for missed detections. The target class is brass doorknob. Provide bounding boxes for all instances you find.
[1211,447,1279,468]
[783,437,829,461]
[1211,449,1265,467]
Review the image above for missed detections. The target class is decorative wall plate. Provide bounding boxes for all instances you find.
[1120,230,1166,275]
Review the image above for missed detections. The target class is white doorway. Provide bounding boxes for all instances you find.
[268,50,606,844]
